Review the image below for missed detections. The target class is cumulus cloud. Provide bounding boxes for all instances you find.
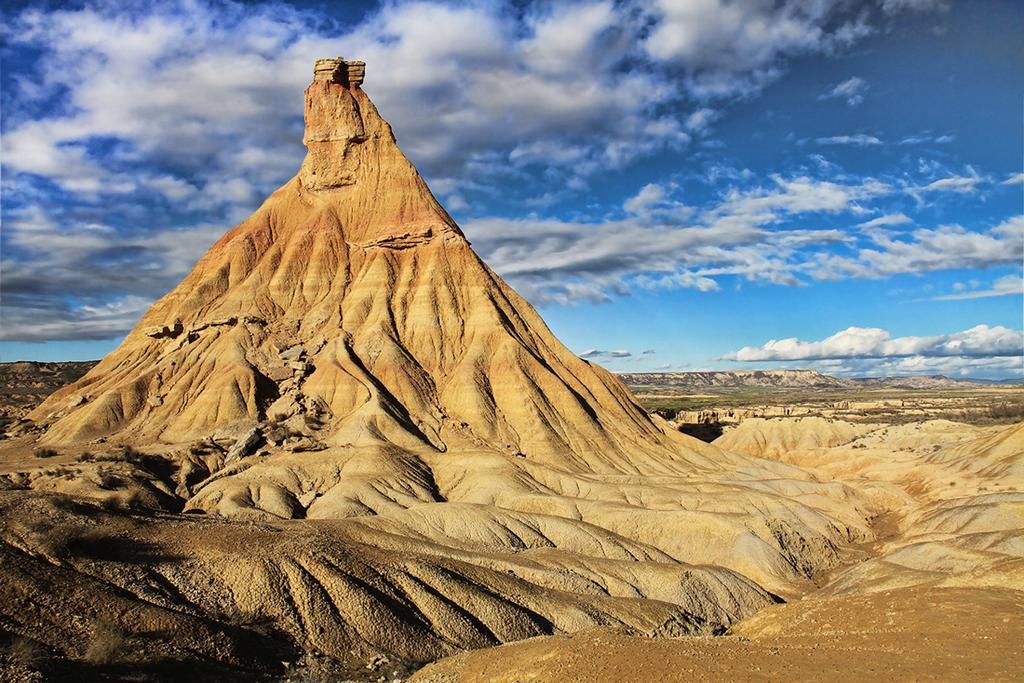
[624,184,670,215]
[2,0,695,200]
[820,76,868,105]
[723,324,1024,362]
[801,354,1023,379]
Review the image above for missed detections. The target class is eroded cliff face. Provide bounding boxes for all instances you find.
[300,58,368,190]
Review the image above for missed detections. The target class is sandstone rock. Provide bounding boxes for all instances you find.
[266,393,301,421]
[224,427,261,462]
[283,436,327,452]
[279,344,305,361]
[144,320,183,339]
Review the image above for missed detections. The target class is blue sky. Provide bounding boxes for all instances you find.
[1,0,1022,378]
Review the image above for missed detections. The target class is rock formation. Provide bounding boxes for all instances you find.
[32,57,668,473]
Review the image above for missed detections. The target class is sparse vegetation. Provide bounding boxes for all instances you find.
[118,445,142,461]
[7,636,45,669]
[634,387,1024,427]
[33,447,58,458]
[48,466,76,480]
[99,490,144,511]
[933,402,1024,425]
[97,470,123,490]
[84,621,129,666]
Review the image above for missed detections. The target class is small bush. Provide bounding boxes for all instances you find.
[33,447,58,458]
[77,451,95,462]
[97,471,123,490]
[7,636,44,668]
[99,491,144,511]
[118,445,142,462]
[52,466,75,479]
[84,621,129,665]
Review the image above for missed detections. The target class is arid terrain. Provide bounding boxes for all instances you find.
[1,58,1021,682]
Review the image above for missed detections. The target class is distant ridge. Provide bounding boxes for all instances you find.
[619,369,1018,390]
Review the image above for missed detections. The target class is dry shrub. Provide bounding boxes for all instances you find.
[33,447,58,458]
[97,470,123,490]
[100,490,144,511]
[84,621,129,665]
[8,636,45,668]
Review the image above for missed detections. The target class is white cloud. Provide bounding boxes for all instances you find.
[580,349,632,359]
[624,184,669,215]
[933,274,1024,301]
[1002,172,1024,186]
[816,215,1024,280]
[815,134,882,146]
[684,107,719,133]
[0,296,153,343]
[898,134,955,145]
[858,213,912,229]
[0,203,224,341]
[0,0,983,342]
[3,0,696,208]
[723,324,1023,362]
[881,0,952,14]
[641,0,873,98]
[464,175,875,304]
[820,76,868,105]
[918,173,982,194]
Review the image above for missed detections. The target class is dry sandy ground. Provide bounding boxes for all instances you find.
[2,416,1020,680]
[413,586,1023,682]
